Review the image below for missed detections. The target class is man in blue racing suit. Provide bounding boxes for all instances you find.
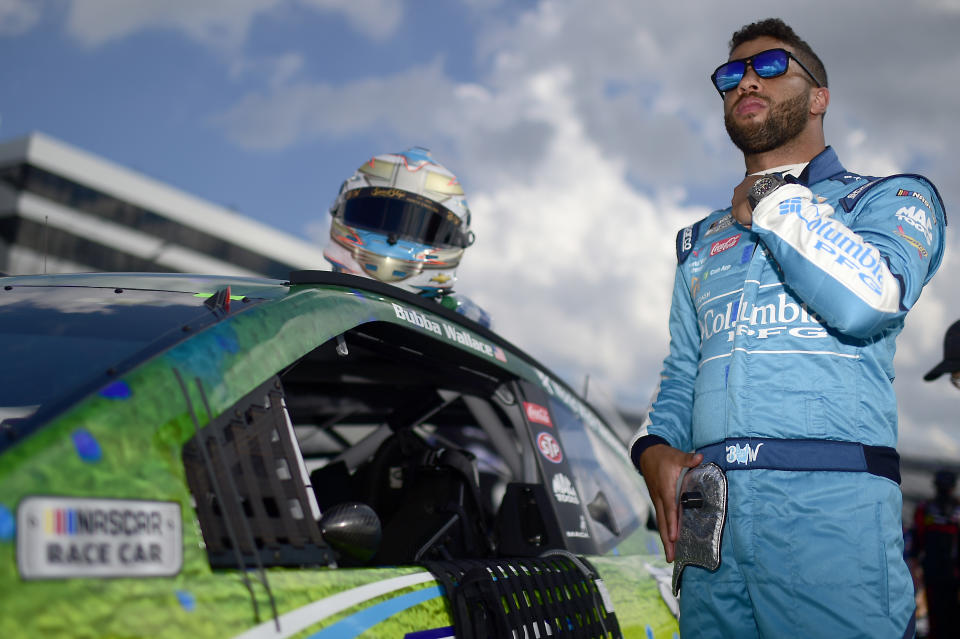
[630,18,946,638]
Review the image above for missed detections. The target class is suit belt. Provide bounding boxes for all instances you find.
[696,438,900,484]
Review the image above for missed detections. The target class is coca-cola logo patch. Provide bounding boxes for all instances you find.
[523,401,552,427]
[710,233,741,257]
[537,432,563,463]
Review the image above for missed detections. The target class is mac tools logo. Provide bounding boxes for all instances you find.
[895,206,934,246]
[709,234,741,257]
[552,473,580,504]
[726,442,764,465]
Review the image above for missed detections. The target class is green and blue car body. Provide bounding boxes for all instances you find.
[0,271,679,638]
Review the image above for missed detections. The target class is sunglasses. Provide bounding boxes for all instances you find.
[711,48,822,96]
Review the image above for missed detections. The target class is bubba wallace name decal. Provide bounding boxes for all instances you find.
[392,303,505,361]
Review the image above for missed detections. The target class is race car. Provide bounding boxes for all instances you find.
[0,270,679,638]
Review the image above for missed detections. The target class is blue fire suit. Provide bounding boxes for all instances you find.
[631,147,946,638]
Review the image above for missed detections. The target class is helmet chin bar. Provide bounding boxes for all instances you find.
[326,232,462,288]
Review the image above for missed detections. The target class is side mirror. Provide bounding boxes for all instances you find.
[587,490,621,537]
[319,502,382,563]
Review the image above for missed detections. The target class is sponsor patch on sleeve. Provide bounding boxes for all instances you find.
[895,206,935,246]
[704,214,735,238]
[16,496,183,579]
[676,223,700,264]
[896,188,933,210]
[709,233,741,257]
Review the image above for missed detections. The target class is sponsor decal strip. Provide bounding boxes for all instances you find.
[233,572,437,639]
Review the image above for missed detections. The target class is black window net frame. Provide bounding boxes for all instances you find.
[182,376,335,569]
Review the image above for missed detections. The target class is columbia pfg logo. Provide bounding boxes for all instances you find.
[726,442,764,465]
[778,197,803,216]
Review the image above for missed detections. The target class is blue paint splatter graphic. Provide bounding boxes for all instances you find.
[99,380,132,400]
[215,334,239,353]
[175,590,196,612]
[0,504,15,541]
[72,429,102,463]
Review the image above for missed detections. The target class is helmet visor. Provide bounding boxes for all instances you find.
[341,187,471,249]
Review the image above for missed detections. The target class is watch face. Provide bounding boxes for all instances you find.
[748,174,784,210]
[753,176,777,196]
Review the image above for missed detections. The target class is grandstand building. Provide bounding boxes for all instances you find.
[0,132,326,277]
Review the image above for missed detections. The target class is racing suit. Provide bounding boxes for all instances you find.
[631,147,946,638]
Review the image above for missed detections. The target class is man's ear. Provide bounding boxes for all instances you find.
[811,87,830,116]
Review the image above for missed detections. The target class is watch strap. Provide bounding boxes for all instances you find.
[747,173,788,211]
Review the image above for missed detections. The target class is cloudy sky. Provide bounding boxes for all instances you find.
[2,0,958,460]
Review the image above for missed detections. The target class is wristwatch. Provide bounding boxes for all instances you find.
[747,173,787,211]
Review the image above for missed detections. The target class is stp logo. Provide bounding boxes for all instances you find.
[524,401,552,427]
[537,432,563,463]
[710,233,741,257]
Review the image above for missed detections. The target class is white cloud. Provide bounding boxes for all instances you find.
[63,0,401,52]
[213,58,455,150]
[229,52,305,89]
[0,0,41,36]
[297,0,403,42]
[65,0,281,51]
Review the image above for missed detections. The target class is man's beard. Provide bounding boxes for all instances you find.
[724,90,809,154]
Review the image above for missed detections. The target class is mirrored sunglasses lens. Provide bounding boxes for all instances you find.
[752,50,789,78]
[714,61,745,91]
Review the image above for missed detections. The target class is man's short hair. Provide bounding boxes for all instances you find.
[730,18,828,88]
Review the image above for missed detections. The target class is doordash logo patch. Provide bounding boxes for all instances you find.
[710,234,741,257]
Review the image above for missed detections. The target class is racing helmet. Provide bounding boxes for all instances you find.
[323,148,474,296]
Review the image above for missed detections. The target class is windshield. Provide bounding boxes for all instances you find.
[0,285,218,423]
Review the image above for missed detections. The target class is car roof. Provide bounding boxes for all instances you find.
[0,270,603,449]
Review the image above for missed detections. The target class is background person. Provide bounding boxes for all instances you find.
[630,17,946,638]
[923,319,960,388]
[912,470,960,639]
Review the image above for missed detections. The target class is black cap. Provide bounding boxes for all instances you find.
[924,319,960,381]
